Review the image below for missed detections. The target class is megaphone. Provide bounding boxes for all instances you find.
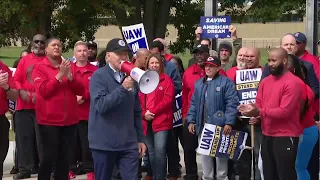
[120,61,159,94]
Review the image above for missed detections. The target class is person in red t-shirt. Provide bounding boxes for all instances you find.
[68,41,98,180]
[239,48,302,180]
[13,34,46,179]
[0,60,18,179]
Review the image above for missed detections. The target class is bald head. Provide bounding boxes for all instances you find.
[268,48,288,76]
[271,47,288,59]
[236,47,248,69]
[135,48,150,68]
[280,34,297,55]
[246,47,260,69]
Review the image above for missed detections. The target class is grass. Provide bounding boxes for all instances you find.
[0,47,269,68]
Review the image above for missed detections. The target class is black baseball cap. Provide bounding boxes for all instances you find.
[203,56,221,67]
[192,44,210,54]
[106,38,129,53]
[87,41,98,49]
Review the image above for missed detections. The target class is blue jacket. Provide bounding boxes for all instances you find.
[88,64,144,151]
[261,59,319,98]
[162,58,182,94]
[187,75,239,136]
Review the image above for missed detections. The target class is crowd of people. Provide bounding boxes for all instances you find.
[0,25,318,180]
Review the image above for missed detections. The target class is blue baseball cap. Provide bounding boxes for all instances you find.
[293,32,307,43]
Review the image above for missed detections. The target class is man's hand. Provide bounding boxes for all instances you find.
[77,96,85,104]
[229,25,238,40]
[249,117,260,125]
[144,110,155,121]
[138,143,147,158]
[238,102,260,117]
[223,124,232,135]
[0,71,9,89]
[195,27,202,40]
[19,90,30,102]
[188,123,195,134]
[122,77,134,91]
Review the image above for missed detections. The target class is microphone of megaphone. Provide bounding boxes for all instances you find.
[120,61,159,94]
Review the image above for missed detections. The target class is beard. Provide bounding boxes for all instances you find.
[33,48,45,56]
[269,64,284,76]
[237,61,246,69]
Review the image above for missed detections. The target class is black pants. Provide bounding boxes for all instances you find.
[12,112,39,171]
[308,137,319,180]
[38,124,76,180]
[167,126,184,177]
[69,121,94,173]
[182,124,198,180]
[0,115,10,179]
[261,135,299,180]
[15,110,40,175]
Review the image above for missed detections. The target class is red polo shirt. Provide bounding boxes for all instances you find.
[72,62,98,120]
[0,61,16,115]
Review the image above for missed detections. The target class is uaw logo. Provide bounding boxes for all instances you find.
[88,76,91,80]
[159,86,163,90]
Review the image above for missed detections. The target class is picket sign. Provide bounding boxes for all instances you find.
[197,123,248,161]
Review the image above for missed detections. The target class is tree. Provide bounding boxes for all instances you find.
[220,0,306,23]
[0,0,114,51]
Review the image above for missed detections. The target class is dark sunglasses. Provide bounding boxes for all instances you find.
[34,40,45,44]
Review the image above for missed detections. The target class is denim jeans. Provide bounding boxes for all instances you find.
[145,124,169,180]
[296,125,319,180]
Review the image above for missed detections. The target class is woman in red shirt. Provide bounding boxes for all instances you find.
[139,53,175,180]
[287,54,318,180]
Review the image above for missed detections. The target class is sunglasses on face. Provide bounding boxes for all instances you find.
[34,40,45,44]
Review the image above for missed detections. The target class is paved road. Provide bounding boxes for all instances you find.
[2,142,202,180]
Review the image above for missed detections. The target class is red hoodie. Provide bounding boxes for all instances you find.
[182,63,226,119]
[14,53,45,110]
[0,61,16,115]
[256,72,302,137]
[71,62,98,121]
[32,57,85,126]
[139,73,175,135]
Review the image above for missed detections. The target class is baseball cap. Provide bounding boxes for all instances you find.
[203,56,221,67]
[87,41,98,49]
[105,38,129,53]
[192,44,210,54]
[293,32,307,43]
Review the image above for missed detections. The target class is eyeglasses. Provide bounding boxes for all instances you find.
[34,40,45,44]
